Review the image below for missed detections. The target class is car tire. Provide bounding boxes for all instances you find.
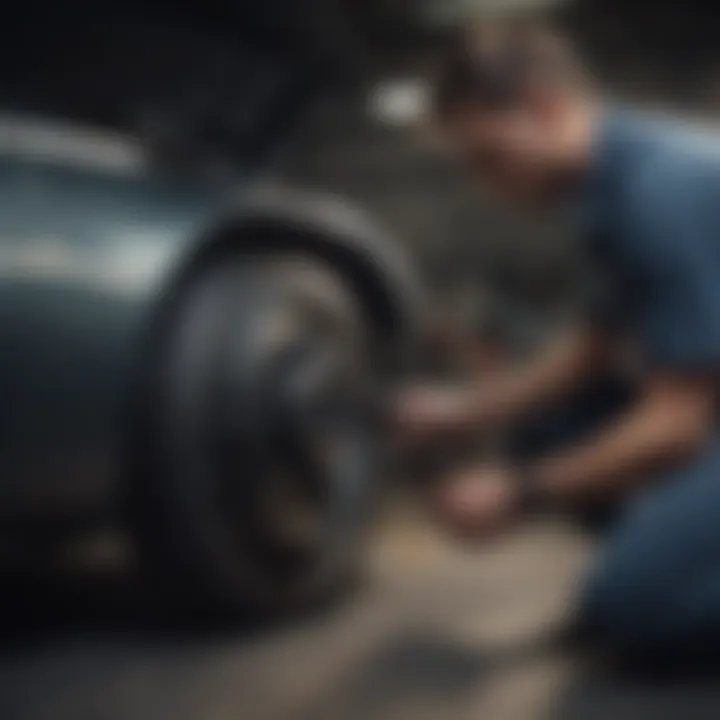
[127,251,385,622]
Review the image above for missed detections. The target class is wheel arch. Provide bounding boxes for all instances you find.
[175,185,427,368]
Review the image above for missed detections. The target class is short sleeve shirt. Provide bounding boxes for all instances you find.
[581,107,720,371]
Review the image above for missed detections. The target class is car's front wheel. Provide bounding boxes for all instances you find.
[128,252,387,620]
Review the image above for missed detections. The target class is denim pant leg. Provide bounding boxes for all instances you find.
[579,439,720,667]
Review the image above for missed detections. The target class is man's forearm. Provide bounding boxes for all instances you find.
[464,326,606,431]
[530,376,714,507]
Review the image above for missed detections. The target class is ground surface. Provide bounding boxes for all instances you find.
[3,513,720,720]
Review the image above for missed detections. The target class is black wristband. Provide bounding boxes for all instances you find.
[513,464,548,516]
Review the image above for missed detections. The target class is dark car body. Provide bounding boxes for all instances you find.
[0,2,428,615]
[0,114,420,528]
[0,119,218,529]
[0,110,425,619]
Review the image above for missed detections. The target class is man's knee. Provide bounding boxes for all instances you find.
[576,495,693,658]
[577,521,720,663]
[577,447,720,661]
[578,560,720,671]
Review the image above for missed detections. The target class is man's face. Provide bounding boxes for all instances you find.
[445,100,565,205]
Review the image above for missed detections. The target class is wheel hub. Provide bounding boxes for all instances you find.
[213,273,382,588]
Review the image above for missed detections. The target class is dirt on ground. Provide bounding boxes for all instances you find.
[2,512,720,720]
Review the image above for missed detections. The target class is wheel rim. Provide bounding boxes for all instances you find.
[196,258,382,601]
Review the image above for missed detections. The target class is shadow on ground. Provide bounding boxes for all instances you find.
[4,526,720,720]
[0,559,289,655]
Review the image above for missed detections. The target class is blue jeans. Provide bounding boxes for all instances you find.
[512,377,720,667]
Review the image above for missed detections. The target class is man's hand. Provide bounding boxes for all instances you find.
[433,465,521,541]
[393,384,473,447]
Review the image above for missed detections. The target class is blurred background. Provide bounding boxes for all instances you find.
[3,0,717,350]
[2,2,720,719]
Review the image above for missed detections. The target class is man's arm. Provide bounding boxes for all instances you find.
[464,324,609,429]
[434,372,717,542]
[528,152,720,506]
[530,372,716,507]
[396,324,610,441]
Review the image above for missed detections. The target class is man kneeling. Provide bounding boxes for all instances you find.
[397,20,720,667]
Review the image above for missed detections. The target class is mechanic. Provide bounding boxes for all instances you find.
[395,20,720,667]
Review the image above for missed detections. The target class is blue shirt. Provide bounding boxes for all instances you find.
[582,107,720,371]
